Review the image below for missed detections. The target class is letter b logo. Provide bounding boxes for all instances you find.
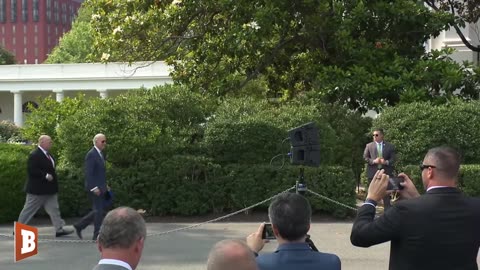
[14,222,38,262]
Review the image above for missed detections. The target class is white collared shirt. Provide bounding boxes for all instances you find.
[94,146,104,160]
[98,259,132,270]
[426,186,451,192]
[38,146,55,167]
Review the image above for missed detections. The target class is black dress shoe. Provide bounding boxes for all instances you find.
[73,224,83,239]
[55,228,74,237]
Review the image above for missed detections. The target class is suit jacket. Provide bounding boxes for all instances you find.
[92,264,130,270]
[84,147,107,193]
[256,242,341,270]
[24,147,58,195]
[351,187,480,270]
[363,141,395,179]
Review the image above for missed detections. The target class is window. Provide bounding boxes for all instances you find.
[46,0,51,23]
[22,101,39,113]
[10,0,16,23]
[21,0,27,22]
[33,0,39,22]
[0,0,6,23]
[61,3,66,24]
[69,5,74,22]
[53,1,59,24]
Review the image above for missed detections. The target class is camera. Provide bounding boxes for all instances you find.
[386,176,405,191]
[262,223,275,240]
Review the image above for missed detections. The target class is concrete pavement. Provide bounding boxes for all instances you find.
[1,220,478,270]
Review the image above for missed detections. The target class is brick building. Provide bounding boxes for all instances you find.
[0,0,83,64]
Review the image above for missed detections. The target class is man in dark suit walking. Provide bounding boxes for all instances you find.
[74,133,108,240]
[17,135,73,237]
[93,207,146,270]
[363,128,396,208]
[351,146,480,270]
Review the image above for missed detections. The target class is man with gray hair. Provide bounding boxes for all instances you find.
[74,133,108,240]
[207,239,258,270]
[93,206,146,270]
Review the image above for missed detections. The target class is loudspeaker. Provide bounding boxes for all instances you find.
[290,145,320,167]
[288,122,320,167]
[288,122,319,147]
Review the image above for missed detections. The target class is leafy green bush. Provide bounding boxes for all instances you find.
[22,96,86,145]
[109,161,356,218]
[459,165,480,197]
[0,121,22,142]
[204,97,371,172]
[57,85,212,168]
[399,164,480,197]
[0,144,32,223]
[374,100,480,168]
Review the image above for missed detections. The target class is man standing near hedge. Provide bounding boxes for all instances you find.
[351,147,480,270]
[74,133,108,240]
[17,135,74,237]
[363,128,395,209]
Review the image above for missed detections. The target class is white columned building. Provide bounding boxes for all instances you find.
[427,22,480,65]
[0,62,173,126]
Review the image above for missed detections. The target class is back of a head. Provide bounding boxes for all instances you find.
[98,207,146,249]
[425,146,461,181]
[207,239,258,270]
[268,192,311,241]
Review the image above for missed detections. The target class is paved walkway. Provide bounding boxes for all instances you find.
[1,220,478,270]
[1,220,389,270]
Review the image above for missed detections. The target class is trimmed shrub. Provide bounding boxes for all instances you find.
[204,97,372,172]
[0,121,22,142]
[0,144,32,223]
[374,100,480,168]
[399,164,480,197]
[108,161,356,218]
[56,85,212,168]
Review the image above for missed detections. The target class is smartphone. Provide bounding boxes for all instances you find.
[387,176,405,191]
[262,223,275,240]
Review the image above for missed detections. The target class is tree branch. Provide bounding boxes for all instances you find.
[425,0,480,52]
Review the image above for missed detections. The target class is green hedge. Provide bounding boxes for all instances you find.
[374,100,480,168]
[399,164,480,196]
[0,144,32,223]
[1,149,357,222]
[108,158,356,218]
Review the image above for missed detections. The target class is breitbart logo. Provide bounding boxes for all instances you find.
[14,222,38,262]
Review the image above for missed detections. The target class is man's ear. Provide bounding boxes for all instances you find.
[134,237,145,254]
[97,242,103,253]
[271,224,280,238]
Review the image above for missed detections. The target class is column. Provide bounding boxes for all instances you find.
[97,89,108,99]
[53,89,64,102]
[430,31,445,51]
[11,91,23,127]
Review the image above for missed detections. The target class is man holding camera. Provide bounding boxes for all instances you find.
[363,128,396,209]
[351,146,480,270]
[246,193,341,270]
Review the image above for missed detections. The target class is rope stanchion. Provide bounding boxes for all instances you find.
[306,189,358,212]
[0,185,297,243]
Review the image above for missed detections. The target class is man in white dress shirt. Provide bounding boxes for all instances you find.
[93,207,146,270]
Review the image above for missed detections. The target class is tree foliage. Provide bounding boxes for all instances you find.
[425,0,480,52]
[0,46,15,65]
[46,4,97,63]
[83,0,480,112]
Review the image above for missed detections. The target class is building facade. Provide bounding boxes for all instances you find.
[0,0,83,64]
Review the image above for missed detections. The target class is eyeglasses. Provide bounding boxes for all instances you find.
[419,164,436,171]
[373,134,380,137]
